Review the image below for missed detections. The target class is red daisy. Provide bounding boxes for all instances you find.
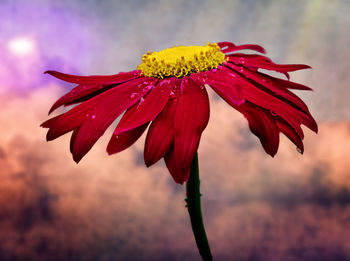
[41,42,317,184]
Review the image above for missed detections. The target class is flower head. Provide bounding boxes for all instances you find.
[41,42,317,184]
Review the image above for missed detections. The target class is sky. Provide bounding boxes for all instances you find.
[0,0,349,260]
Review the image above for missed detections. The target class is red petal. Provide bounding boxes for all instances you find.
[114,79,173,135]
[218,42,266,54]
[45,70,140,85]
[224,63,310,113]
[71,78,157,162]
[41,78,154,140]
[46,71,140,114]
[237,103,279,156]
[49,85,103,114]
[191,69,245,105]
[227,57,311,72]
[227,53,272,63]
[70,126,80,154]
[42,78,157,162]
[107,123,149,155]
[276,118,304,154]
[227,44,266,54]
[144,98,178,167]
[164,147,191,185]
[217,41,236,51]
[223,68,317,136]
[173,77,210,169]
[259,73,313,90]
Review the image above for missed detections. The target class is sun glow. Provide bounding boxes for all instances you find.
[8,37,35,56]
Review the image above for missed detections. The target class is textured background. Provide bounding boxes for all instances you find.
[1,0,349,260]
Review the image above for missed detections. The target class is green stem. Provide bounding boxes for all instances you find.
[186,153,213,261]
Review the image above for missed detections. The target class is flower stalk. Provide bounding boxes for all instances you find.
[186,153,213,261]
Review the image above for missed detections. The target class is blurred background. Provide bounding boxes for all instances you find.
[0,0,349,260]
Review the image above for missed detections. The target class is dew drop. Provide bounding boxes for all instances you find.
[239,67,244,73]
[170,91,176,97]
[91,114,96,119]
[85,113,90,117]
[143,85,152,92]
[130,93,138,98]
[115,135,119,139]
[270,110,277,116]
[296,147,303,154]
[239,57,245,64]
[212,69,217,72]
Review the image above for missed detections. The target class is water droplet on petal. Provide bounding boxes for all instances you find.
[212,68,217,72]
[296,147,303,154]
[170,91,176,98]
[239,57,245,64]
[143,85,152,92]
[270,110,277,116]
[115,135,119,139]
[130,93,138,98]
[85,113,90,117]
[91,114,96,119]
[239,67,244,73]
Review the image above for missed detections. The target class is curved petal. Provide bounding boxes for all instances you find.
[191,69,245,105]
[218,42,266,54]
[42,78,157,162]
[258,73,313,91]
[114,78,174,135]
[107,122,149,155]
[236,103,279,156]
[226,53,272,63]
[49,85,104,114]
[71,78,157,162]
[70,126,80,154]
[173,77,210,170]
[41,78,155,141]
[218,67,317,136]
[227,44,266,54]
[45,70,140,85]
[224,63,310,113]
[276,117,304,154]
[227,56,311,72]
[217,41,236,51]
[164,147,191,185]
[144,98,178,167]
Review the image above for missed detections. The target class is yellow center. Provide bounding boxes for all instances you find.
[137,43,226,78]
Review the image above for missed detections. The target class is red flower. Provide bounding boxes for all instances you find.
[41,42,317,184]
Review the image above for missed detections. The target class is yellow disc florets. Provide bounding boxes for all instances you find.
[137,43,226,78]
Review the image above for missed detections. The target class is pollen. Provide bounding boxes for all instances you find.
[137,43,226,78]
